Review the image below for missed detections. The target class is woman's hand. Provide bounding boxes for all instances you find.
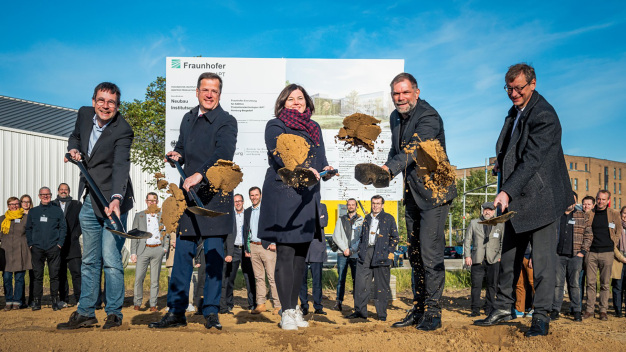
[322,165,337,179]
[308,167,321,180]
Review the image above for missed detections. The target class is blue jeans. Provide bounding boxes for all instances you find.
[3,271,25,304]
[76,195,127,318]
[336,255,357,302]
[612,265,626,314]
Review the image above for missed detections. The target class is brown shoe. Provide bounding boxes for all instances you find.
[150,307,158,312]
[134,305,140,311]
[599,312,608,321]
[582,311,594,319]
[251,304,266,314]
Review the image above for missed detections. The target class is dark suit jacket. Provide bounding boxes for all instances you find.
[385,99,457,210]
[52,199,83,259]
[243,206,271,250]
[496,91,572,233]
[306,203,328,263]
[67,106,134,218]
[357,210,399,267]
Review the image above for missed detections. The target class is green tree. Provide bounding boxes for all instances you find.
[449,169,497,232]
[119,76,166,176]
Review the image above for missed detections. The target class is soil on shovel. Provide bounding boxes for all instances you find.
[336,113,381,152]
[404,135,455,200]
[274,134,310,170]
[205,160,243,195]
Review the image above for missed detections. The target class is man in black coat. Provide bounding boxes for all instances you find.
[58,82,134,330]
[299,202,329,315]
[150,72,237,331]
[474,63,572,337]
[383,73,457,331]
[53,183,83,307]
[347,195,398,321]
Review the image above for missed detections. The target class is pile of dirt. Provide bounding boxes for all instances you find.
[274,134,310,170]
[336,113,381,152]
[205,160,243,194]
[404,135,455,200]
[160,183,186,235]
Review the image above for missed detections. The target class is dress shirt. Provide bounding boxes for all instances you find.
[249,203,261,242]
[145,213,161,245]
[368,213,380,246]
[235,210,244,246]
[88,114,112,157]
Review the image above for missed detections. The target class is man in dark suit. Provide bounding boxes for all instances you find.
[474,63,572,337]
[299,202,329,315]
[383,73,457,331]
[149,72,237,330]
[219,193,256,314]
[58,82,134,330]
[53,183,83,308]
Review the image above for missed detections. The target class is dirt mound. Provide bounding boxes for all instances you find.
[160,183,186,235]
[336,113,381,152]
[404,136,455,200]
[205,160,243,194]
[274,134,310,170]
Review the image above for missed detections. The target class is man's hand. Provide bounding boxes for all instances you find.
[131,254,137,263]
[165,151,182,163]
[268,244,276,252]
[576,252,584,258]
[57,244,62,249]
[245,252,251,258]
[528,258,533,269]
[493,191,510,213]
[171,237,176,249]
[224,255,233,263]
[105,198,121,220]
[388,252,394,260]
[381,165,390,174]
[465,257,472,267]
[492,160,500,175]
[183,173,203,192]
[343,249,350,257]
[65,149,82,162]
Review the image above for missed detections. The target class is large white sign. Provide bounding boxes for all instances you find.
[165,57,404,201]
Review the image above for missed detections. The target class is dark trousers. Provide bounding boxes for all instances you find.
[612,264,626,314]
[405,189,449,316]
[31,246,61,300]
[59,257,82,303]
[494,220,557,322]
[470,261,499,314]
[275,242,310,310]
[21,270,34,306]
[299,262,323,311]
[220,246,256,310]
[167,236,225,316]
[553,255,583,312]
[336,255,357,302]
[354,247,391,319]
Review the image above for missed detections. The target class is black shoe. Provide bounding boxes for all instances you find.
[52,297,59,311]
[333,302,342,311]
[18,303,29,309]
[416,314,441,331]
[525,317,549,337]
[615,311,623,318]
[219,307,233,315]
[204,313,222,330]
[102,314,122,329]
[301,306,309,316]
[549,309,560,320]
[31,299,41,311]
[345,312,367,319]
[469,311,481,317]
[391,306,422,328]
[573,312,582,322]
[148,312,187,328]
[473,309,512,326]
[314,309,327,315]
[57,311,99,330]
[378,316,387,321]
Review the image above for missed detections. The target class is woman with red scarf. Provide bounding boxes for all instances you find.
[258,84,336,330]
[1,197,32,310]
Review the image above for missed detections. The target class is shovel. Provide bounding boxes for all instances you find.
[65,153,151,239]
[277,167,338,187]
[166,156,226,217]
[478,170,516,225]
[354,163,390,188]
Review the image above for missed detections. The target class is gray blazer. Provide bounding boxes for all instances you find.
[130,210,169,257]
[463,218,504,265]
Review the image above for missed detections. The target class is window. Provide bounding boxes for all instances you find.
[574,179,578,190]
[620,168,622,180]
[615,168,617,180]
[620,183,622,195]
[585,164,588,172]
[575,163,578,170]
[614,197,616,209]
[570,162,573,170]
[586,179,589,191]
[614,183,617,194]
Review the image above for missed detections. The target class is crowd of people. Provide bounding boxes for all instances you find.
[2,62,621,339]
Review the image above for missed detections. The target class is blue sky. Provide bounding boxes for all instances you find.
[1,1,624,168]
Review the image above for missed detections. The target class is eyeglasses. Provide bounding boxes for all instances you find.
[146,199,158,203]
[95,98,117,107]
[8,203,19,207]
[504,82,530,94]
[39,194,52,197]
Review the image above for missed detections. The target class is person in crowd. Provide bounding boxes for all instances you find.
[20,194,34,308]
[347,195,398,321]
[53,183,83,308]
[514,244,534,318]
[25,187,66,311]
[612,206,626,317]
[257,83,336,330]
[463,202,504,317]
[583,190,624,321]
[131,192,169,312]
[332,198,363,312]
[1,197,32,310]
[299,202,329,316]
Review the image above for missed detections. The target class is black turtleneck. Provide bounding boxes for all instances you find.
[590,207,613,253]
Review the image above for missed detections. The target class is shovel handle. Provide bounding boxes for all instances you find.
[166,155,206,208]
[319,169,338,177]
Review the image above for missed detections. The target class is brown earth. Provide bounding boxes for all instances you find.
[160,183,186,235]
[274,134,310,170]
[156,179,169,190]
[404,136,456,200]
[1,288,623,351]
[337,113,382,152]
[145,204,160,214]
[205,159,244,194]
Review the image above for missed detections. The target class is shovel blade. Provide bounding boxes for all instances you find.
[478,211,516,225]
[188,206,227,218]
[354,163,390,188]
[106,227,152,239]
[278,167,318,187]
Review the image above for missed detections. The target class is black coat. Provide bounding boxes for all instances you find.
[385,99,457,210]
[173,105,238,238]
[305,203,329,263]
[357,211,399,267]
[496,91,572,233]
[25,203,67,250]
[67,106,134,218]
[258,118,329,244]
[52,199,83,259]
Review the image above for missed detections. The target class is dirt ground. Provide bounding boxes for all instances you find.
[1,288,625,351]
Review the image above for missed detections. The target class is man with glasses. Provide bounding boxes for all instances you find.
[474,63,572,337]
[58,82,134,330]
[25,187,66,311]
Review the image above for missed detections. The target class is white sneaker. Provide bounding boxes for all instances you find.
[186,304,196,312]
[280,309,298,330]
[294,306,309,328]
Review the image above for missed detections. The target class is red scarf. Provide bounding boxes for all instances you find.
[277,108,320,145]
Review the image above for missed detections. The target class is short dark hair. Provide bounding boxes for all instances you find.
[274,84,315,117]
[505,63,536,84]
[234,194,244,201]
[197,72,223,92]
[582,195,595,204]
[6,197,19,206]
[598,189,611,198]
[347,198,356,203]
[58,183,70,191]
[93,82,121,105]
[390,72,418,90]
[371,194,385,204]
[146,192,158,200]
[249,186,262,195]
